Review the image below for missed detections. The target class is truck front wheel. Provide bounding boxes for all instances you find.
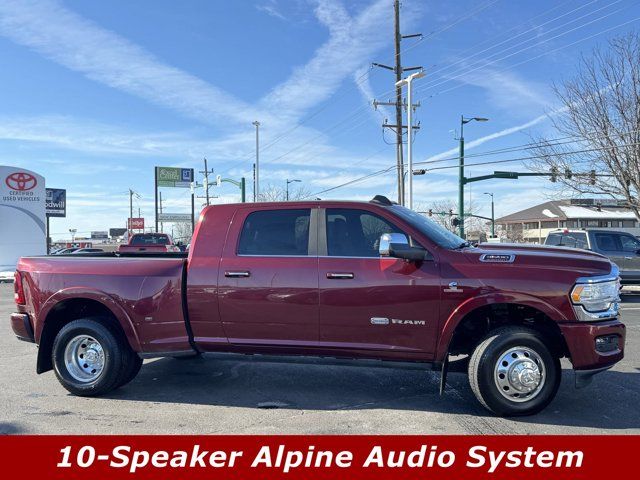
[468,326,561,416]
[52,318,132,396]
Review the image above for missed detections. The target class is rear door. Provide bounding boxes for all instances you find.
[317,207,440,357]
[217,207,319,346]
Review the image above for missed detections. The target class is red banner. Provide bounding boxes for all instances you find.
[0,435,637,479]
[128,217,144,229]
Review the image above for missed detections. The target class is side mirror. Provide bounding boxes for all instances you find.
[379,233,427,262]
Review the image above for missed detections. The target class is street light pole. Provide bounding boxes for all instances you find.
[484,192,495,237]
[458,116,489,238]
[253,121,260,202]
[396,70,425,210]
[286,179,301,201]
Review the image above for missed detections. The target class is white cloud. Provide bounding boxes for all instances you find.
[0,0,269,127]
[259,0,393,120]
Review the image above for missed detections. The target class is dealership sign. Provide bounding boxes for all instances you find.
[0,165,46,269]
[128,217,145,229]
[156,167,193,188]
[158,213,191,222]
[46,188,66,217]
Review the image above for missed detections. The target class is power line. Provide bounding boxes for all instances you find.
[414,3,639,99]
[412,0,605,90]
[307,139,640,198]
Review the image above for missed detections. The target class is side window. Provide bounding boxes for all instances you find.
[326,208,404,257]
[545,234,561,246]
[620,235,640,252]
[594,233,620,252]
[238,209,310,256]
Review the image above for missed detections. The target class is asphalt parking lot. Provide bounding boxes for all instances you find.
[0,282,638,434]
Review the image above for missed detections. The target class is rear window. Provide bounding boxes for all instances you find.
[545,232,588,249]
[130,234,170,246]
[238,209,310,256]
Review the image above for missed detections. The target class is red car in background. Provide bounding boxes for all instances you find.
[117,233,181,253]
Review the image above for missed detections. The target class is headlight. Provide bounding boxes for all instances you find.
[570,279,620,313]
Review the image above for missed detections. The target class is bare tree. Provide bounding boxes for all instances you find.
[416,199,488,234]
[532,33,640,219]
[171,222,193,244]
[257,183,314,202]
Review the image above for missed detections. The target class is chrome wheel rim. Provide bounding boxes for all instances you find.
[63,335,105,382]
[494,346,545,403]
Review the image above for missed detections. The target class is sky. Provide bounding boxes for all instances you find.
[1,0,639,240]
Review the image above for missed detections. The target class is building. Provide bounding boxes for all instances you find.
[496,198,640,244]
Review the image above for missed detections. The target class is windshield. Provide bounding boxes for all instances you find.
[130,234,170,245]
[391,205,466,249]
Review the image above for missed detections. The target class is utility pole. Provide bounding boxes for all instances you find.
[396,71,424,210]
[199,158,214,206]
[458,116,489,238]
[159,191,163,233]
[253,121,260,202]
[484,192,495,237]
[372,0,421,205]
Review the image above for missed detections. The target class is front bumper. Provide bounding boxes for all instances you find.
[10,313,35,343]
[559,318,625,372]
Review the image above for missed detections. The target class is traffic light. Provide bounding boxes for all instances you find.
[428,209,433,217]
[550,167,558,182]
[565,168,572,179]
[590,170,596,185]
[448,209,453,216]
[452,217,460,227]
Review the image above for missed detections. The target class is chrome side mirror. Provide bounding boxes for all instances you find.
[379,233,409,256]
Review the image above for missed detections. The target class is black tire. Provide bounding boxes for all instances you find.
[468,326,561,416]
[52,318,128,396]
[115,349,143,388]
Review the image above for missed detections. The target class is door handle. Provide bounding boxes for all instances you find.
[225,271,251,278]
[326,272,354,279]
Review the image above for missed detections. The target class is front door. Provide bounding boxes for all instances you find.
[592,231,627,271]
[218,207,319,346]
[318,207,440,357]
[619,233,640,281]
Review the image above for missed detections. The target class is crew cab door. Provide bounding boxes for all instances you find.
[317,207,440,356]
[218,207,319,346]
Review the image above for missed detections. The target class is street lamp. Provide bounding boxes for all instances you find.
[286,179,301,201]
[396,70,425,210]
[252,120,260,202]
[458,115,489,238]
[484,192,495,238]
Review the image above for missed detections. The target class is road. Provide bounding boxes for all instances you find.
[0,283,638,434]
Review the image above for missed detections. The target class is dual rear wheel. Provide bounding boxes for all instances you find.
[52,318,142,396]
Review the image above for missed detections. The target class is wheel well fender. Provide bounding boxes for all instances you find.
[36,290,140,374]
[436,293,569,361]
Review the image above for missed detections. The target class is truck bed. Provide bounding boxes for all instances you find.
[17,255,192,354]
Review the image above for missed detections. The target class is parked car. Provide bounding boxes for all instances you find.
[11,197,625,416]
[53,247,79,255]
[71,248,105,254]
[545,229,640,285]
[118,233,180,253]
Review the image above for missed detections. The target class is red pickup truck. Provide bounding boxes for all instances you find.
[118,233,181,253]
[11,196,625,416]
